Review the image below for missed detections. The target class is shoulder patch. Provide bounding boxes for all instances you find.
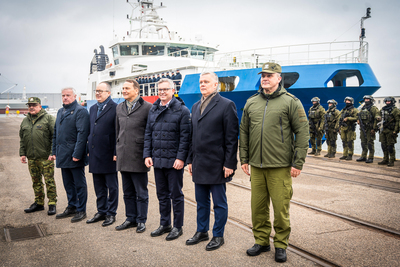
[298,109,306,117]
[286,92,298,100]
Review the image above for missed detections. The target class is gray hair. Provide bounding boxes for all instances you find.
[200,72,219,83]
[61,87,77,96]
[157,78,175,90]
[99,82,111,92]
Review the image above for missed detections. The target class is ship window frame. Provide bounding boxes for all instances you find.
[281,72,300,89]
[120,44,139,56]
[142,44,165,56]
[325,69,364,88]
[112,46,119,58]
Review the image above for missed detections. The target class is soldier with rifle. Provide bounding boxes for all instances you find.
[322,100,341,158]
[356,95,380,163]
[377,97,400,167]
[308,97,325,156]
[336,97,359,160]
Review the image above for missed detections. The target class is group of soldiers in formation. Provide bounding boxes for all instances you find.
[308,95,400,166]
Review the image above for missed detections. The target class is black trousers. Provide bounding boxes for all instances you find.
[92,172,119,216]
[120,172,148,223]
[154,168,184,228]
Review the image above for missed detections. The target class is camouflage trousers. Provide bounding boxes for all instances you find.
[379,130,398,162]
[325,129,338,155]
[28,159,57,205]
[310,130,324,152]
[360,128,376,159]
[340,128,356,157]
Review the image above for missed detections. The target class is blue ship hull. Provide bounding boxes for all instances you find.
[178,63,381,123]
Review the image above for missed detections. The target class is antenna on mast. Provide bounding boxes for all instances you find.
[359,7,371,63]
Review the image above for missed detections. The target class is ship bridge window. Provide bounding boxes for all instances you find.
[120,45,139,56]
[142,44,164,55]
[168,45,189,57]
[281,72,299,89]
[217,76,239,92]
[112,46,119,58]
[326,70,364,87]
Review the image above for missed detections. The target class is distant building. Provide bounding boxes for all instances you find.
[0,93,62,109]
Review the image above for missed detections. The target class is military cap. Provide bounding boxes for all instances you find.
[258,62,282,74]
[27,97,41,105]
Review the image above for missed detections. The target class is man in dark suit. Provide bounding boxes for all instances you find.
[115,79,152,233]
[49,87,90,223]
[86,82,119,227]
[186,72,239,251]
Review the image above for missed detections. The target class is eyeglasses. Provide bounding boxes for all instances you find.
[95,90,108,94]
[158,88,173,93]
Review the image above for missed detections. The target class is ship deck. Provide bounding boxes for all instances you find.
[1,116,399,266]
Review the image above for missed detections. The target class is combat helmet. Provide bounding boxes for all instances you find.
[384,96,396,104]
[311,97,320,103]
[363,95,374,102]
[344,96,354,104]
[327,99,337,106]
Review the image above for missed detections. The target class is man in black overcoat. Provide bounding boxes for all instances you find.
[87,82,119,227]
[186,72,239,251]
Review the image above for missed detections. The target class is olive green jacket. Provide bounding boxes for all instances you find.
[239,86,309,170]
[19,109,55,160]
[335,106,358,131]
[358,105,379,130]
[308,104,326,130]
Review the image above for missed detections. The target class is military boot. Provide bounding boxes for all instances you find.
[365,158,373,163]
[378,152,389,165]
[329,153,336,158]
[346,154,353,160]
[324,153,330,157]
[356,157,366,162]
[388,160,394,167]
[308,149,316,155]
[315,150,321,156]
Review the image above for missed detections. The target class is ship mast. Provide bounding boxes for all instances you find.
[359,7,371,63]
[126,0,168,39]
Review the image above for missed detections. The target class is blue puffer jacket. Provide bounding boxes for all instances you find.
[143,96,191,168]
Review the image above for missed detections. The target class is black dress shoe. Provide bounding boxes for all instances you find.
[56,207,77,219]
[206,237,224,251]
[150,225,172,237]
[24,202,44,213]
[136,222,146,233]
[102,215,116,227]
[246,244,271,256]
[48,205,56,216]
[166,227,182,241]
[275,248,287,262]
[71,211,87,223]
[87,213,106,224]
[115,220,137,231]
[186,231,209,245]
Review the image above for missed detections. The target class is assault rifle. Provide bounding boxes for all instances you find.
[309,119,318,136]
[377,109,384,133]
[358,113,367,138]
[336,113,348,133]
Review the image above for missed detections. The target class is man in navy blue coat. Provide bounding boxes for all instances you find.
[186,72,239,251]
[49,87,90,223]
[144,78,190,241]
[87,82,119,227]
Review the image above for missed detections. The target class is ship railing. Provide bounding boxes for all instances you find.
[214,41,368,69]
[167,49,214,61]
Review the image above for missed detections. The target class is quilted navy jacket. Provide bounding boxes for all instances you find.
[143,96,191,168]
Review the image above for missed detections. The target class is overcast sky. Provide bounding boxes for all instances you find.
[0,0,398,97]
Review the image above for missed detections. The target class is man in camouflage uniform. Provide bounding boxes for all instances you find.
[356,95,380,163]
[308,97,325,156]
[336,97,359,160]
[19,97,57,215]
[322,100,341,158]
[377,97,400,167]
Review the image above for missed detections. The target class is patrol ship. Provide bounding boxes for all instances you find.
[87,1,380,122]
